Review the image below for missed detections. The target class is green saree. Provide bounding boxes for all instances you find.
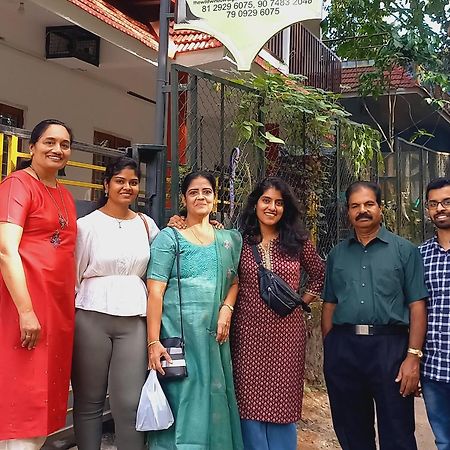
[147,227,244,450]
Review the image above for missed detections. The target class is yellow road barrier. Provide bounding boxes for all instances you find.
[6,134,18,175]
[1,132,108,190]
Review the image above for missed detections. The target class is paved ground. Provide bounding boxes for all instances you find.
[68,433,115,450]
[67,389,436,450]
[298,388,436,450]
[415,397,437,450]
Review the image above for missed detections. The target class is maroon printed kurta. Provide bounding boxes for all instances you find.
[0,171,76,439]
[231,238,324,423]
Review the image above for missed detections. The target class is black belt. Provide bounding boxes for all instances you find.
[333,324,409,336]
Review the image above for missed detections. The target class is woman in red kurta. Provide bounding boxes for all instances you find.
[231,177,324,450]
[0,120,76,450]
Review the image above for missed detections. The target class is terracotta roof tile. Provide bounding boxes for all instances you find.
[67,0,159,50]
[170,25,222,54]
[342,65,418,92]
[65,1,275,65]
[66,0,223,55]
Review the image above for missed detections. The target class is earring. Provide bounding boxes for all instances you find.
[105,191,108,198]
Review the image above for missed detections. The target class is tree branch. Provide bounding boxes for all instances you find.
[362,99,395,152]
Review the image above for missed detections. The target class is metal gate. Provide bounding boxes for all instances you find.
[380,137,450,244]
[168,65,450,252]
[168,64,361,257]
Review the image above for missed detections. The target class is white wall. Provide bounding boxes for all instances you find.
[0,0,156,199]
[0,43,155,143]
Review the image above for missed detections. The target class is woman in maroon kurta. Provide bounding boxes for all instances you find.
[231,177,324,450]
[0,120,76,450]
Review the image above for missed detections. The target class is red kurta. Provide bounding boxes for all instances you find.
[0,170,76,440]
[231,238,324,423]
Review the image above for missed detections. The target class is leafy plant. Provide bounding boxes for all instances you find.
[229,72,381,250]
[231,72,382,176]
[323,0,450,150]
[323,0,450,92]
[340,121,383,175]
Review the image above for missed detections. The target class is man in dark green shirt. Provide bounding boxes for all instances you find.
[322,181,428,450]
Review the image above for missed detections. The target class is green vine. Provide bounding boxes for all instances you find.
[231,72,381,176]
[340,121,383,175]
[227,72,382,250]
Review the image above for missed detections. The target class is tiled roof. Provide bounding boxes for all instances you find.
[66,0,276,68]
[67,0,159,50]
[66,0,222,55]
[170,27,222,53]
[341,65,418,92]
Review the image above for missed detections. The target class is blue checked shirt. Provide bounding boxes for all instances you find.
[419,237,450,383]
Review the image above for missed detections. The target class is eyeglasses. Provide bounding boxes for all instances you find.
[425,198,450,209]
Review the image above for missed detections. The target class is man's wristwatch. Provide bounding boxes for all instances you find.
[407,347,423,358]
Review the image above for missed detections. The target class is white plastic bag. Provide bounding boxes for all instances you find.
[136,370,174,431]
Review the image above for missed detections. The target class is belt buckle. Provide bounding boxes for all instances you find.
[355,324,370,335]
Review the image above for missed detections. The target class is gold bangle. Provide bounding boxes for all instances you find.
[221,303,234,313]
[147,340,160,348]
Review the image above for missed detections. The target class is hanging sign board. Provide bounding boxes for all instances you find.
[175,0,323,71]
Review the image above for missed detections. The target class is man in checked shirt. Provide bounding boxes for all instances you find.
[419,177,450,450]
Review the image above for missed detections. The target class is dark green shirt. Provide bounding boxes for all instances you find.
[322,226,428,325]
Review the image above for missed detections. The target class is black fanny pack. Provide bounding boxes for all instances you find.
[251,245,311,317]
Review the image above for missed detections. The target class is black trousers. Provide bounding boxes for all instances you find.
[323,328,417,450]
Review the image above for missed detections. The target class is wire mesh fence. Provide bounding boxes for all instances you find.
[169,66,261,226]
[380,138,450,245]
[168,65,363,386]
[167,65,450,387]
[168,65,450,254]
[168,65,366,258]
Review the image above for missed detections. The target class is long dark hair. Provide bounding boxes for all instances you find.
[19,119,73,169]
[97,156,141,208]
[239,177,308,256]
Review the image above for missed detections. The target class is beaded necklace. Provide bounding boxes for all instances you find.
[29,166,69,246]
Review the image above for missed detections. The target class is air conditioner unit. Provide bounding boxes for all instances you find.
[45,26,100,67]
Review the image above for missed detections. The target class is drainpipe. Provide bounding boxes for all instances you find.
[155,0,171,146]
[149,0,171,226]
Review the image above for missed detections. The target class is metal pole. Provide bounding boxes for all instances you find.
[257,95,265,178]
[150,0,171,226]
[170,66,180,216]
[155,0,170,146]
[188,75,199,171]
[396,138,402,234]
[336,123,341,242]
[419,146,425,242]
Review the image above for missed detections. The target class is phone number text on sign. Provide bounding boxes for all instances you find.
[180,0,322,70]
[198,0,313,17]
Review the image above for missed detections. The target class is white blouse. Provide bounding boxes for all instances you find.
[75,209,159,316]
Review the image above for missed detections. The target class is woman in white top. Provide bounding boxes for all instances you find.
[73,157,159,450]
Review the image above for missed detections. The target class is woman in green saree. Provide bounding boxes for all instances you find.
[146,171,244,450]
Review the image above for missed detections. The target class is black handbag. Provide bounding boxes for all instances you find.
[158,230,188,381]
[251,245,311,317]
